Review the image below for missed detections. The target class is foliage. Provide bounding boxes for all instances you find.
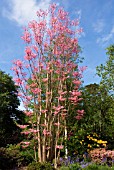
[0,144,33,169]
[96,44,114,94]
[67,83,114,155]
[59,156,80,167]
[0,70,25,147]
[12,3,85,168]
[89,148,114,166]
[82,163,100,170]
[59,166,70,170]
[27,162,55,170]
[83,163,114,170]
[69,163,81,170]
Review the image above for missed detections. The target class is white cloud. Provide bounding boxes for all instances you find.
[93,19,105,33]
[96,26,114,46]
[2,0,51,26]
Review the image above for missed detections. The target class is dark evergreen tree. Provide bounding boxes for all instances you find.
[0,70,25,147]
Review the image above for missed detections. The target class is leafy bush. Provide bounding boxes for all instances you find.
[89,148,114,166]
[69,163,81,170]
[59,166,70,170]
[0,144,33,169]
[98,166,113,170]
[27,162,41,170]
[83,163,114,170]
[27,162,55,170]
[83,163,99,170]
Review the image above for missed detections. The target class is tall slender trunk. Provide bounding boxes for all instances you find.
[65,122,68,159]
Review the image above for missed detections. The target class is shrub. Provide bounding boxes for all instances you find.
[27,162,55,170]
[59,166,70,170]
[27,162,41,170]
[83,163,99,170]
[83,164,114,170]
[0,144,33,169]
[69,163,81,170]
[89,148,114,166]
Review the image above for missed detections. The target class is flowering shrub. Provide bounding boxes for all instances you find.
[89,148,114,166]
[86,134,107,149]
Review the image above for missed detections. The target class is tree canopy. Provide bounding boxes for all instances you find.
[0,70,25,147]
[96,45,114,94]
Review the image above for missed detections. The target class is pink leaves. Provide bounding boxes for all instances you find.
[43,129,51,136]
[54,122,60,126]
[58,96,66,102]
[13,59,23,68]
[75,110,85,120]
[24,47,37,61]
[69,90,82,104]
[24,111,33,117]
[58,7,68,20]
[72,80,81,86]
[70,91,81,97]
[31,88,41,94]
[21,141,30,148]
[14,78,23,85]
[25,47,32,56]
[41,110,47,114]
[42,78,48,83]
[56,145,64,149]
[17,124,29,129]
[37,9,48,17]
[21,29,31,43]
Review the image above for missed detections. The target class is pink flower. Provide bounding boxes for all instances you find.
[22,145,29,148]
[21,131,30,135]
[54,122,60,126]
[13,59,23,68]
[46,91,51,95]
[21,141,30,145]
[21,29,31,43]
[41,110,47,114]
[31,88,41,94]
[77,110,84,115]
[24,111,33,117]
[33,45,38,52]
[75,115,81,120]
[25,96,32,101]
[14,78,22,85]
[21,141,30,148]
[78,66,87,72]
[72,72,79,77]
[17,124,29,129]
[29,129,39,133]
[73,80,81,85]
[42,78,48,82]
[43,129,51,136]
[43,129,47,135]
[53,105,64,112]
[58,96,66,101]
[70,91,81,96]
[25,47,32,56]
[56,145,64,149]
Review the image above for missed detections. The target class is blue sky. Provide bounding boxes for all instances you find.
[0,0,114,85]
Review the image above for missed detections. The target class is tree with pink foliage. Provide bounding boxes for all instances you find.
[12,3,86,168]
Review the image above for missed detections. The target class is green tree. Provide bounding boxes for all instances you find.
[96,45,114,94]
[67,83,114,154]
[0,70,25,147]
